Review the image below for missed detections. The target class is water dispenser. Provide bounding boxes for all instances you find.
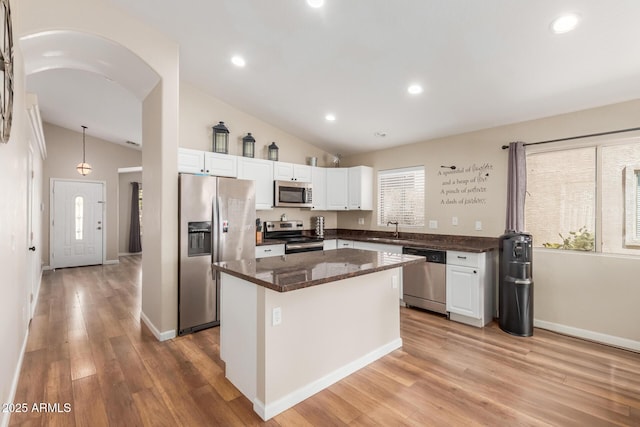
[499,232,534,336]
[188,221,212,256]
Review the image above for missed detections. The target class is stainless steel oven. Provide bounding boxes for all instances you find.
[274,180,313,208]
[264,220,324,253]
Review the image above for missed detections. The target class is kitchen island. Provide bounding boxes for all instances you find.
[212,248,424,420]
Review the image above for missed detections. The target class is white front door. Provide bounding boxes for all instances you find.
[51,180,104,268]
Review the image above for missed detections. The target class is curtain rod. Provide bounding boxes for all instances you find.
[501,126,640,149]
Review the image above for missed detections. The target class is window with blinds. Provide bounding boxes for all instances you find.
[377,166,425,227]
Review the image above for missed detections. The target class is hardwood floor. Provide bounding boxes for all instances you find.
[9,255,640,426]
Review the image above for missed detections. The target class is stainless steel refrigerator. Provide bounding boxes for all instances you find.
[178,173,256,335]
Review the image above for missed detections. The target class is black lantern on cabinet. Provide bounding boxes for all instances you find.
[268,142,279,161]
[212,121,230,154]
[242,133,255,158]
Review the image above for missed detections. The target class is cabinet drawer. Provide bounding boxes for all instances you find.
[255,245,285,258]
[447,251,479,268]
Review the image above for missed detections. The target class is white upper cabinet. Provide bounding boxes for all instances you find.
[204,152,237,177]
[325,168,349,210]
[178,148,237,177]
[238,157,274,210]
[348,166,373,210]
[178,148,206,174]
[310,166,327,210]
[273,162,312,183]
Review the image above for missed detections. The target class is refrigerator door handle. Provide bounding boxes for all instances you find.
[215,195,222,262]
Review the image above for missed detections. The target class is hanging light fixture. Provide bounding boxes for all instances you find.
[76,125,92,176]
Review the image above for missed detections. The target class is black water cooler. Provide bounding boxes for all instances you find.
[499,232,533,336]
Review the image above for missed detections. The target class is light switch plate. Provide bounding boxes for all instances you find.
[475,221,482,231]
[392,275,398,289]
[452,216,458,226]
[272,307,282,326]
[358,217,364,225]
[429,220,438,229]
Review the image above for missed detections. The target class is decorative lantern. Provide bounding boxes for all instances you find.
[212,121,229,154]
[242,133,255,158]
[268,142,279,161]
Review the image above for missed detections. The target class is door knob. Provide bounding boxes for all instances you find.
[28,246,36,252]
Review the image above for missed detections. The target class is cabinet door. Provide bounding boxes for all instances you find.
[204,152,237,177]
[311,167,326,210]
[323,239,337,250]
[446,264,481,319]
[325,168,349,210]
[293,164,312,183]
[238,158,274,210]
[348,166,373,210]
[273,162,295,181]
[178,148,205,174]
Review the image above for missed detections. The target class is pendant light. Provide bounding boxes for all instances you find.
[76,125,92,176]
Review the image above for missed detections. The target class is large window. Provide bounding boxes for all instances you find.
[525,140,640,255]
[377,166,425,227]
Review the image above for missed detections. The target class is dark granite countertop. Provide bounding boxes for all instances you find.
[324,230,498,253]
[257,238,286,246]
[212,248,425,292]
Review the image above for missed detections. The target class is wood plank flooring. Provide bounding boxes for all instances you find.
[9,255,640,426]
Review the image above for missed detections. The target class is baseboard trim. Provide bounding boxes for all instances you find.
[103,259,120,265]
[140,311,176,342]
[1,327,30,427]
[253,337,403,421]
[534,319,640,352]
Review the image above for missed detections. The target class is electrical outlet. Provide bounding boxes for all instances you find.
[452,216,458,226]
[475,221,482,231]
[272,307,282,326]
[358,217,364,225]
[429,220,438,229]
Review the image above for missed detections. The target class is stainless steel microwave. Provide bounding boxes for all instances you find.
[274,180,313,207]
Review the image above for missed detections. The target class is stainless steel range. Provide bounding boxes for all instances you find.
[264,220,324,253]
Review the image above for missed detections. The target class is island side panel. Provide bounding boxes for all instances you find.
[260,267,402,419]
[219,272,259,401]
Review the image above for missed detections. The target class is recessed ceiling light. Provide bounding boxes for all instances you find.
[374,131,387,137]
[407,84,423,95]
[307,0,324,8]
[231,56,246,67]
[325,113,336,122]
[551,13,579,34]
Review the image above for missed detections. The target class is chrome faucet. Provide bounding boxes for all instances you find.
[387,221,399,238]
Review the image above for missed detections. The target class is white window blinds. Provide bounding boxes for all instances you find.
[377,166,425,227]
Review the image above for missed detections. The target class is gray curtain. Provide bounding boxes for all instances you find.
[128,182,142,253]
[506,141,526,232]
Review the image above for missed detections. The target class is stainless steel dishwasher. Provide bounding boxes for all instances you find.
[402,247,447,314]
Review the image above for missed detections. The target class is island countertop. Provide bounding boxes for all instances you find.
[212,248,425,292]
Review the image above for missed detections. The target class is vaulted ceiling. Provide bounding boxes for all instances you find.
[22,1,640,155]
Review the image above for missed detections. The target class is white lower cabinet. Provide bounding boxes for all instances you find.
[446,250,494,327]
[337,239,354,249]
[255,244,285,258]
[323,239,337,250]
